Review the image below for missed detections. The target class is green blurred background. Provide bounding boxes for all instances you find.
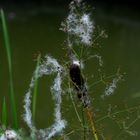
[0,0,140,139]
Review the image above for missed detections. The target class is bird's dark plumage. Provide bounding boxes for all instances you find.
[69,62,89,107]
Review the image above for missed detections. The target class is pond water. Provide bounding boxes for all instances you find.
[0,3,140,140]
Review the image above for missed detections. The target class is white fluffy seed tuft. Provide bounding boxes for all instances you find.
[23,55,66,139]
[61,0,94,46]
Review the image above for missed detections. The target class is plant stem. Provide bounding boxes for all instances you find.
[2,97,7,126]
[68,78,82,125]
[32,54,41,123]
[0,9,18,129]
[85,107,99,140]
[96,104,140,123]
[81,105,86,140]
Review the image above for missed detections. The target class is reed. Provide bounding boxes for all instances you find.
[0,9,18,129]
[32,54,41,123]
[2,97,7,126]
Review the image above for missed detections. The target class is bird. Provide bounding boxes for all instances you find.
[69,60,90,107]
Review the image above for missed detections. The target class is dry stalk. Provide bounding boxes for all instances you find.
[85,107,99,140]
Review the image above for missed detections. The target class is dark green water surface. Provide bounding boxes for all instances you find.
[0,4,140,140]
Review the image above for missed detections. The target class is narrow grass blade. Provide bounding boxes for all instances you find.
[32,54,41,123]
[0,9,18,129]
[2,97,7,126]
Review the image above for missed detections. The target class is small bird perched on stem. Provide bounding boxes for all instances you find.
[69,60,90,107]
